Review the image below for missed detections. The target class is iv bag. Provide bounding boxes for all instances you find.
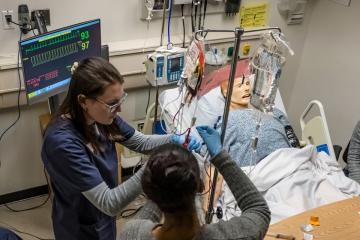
[145,0,154,10]
[182,38,205,100]
[250,31,292,113]
[144,0,154,21]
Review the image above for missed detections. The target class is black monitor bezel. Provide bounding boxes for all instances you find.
[19,18,101,105]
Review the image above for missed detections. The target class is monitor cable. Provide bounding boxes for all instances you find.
[0,31,23,168]
[7,20,22,27]
[2,30,52,213]
[7,19,35,32]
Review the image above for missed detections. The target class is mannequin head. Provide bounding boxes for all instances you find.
[220,75,252,110]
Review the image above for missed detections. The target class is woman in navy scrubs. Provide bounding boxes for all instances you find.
[41,57,201,240]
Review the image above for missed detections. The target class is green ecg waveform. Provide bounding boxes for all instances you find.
[30,42,79,67]
[25,30,80,55]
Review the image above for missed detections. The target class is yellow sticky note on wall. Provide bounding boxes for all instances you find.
[240,3,269,29]
[242,43,251,56]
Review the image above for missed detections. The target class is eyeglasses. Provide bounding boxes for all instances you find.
[95,92,128,113]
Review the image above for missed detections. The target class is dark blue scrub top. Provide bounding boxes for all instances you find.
[41,116,135,240]
[0,227,22,240]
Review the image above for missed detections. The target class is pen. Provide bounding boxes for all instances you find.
[266,232,296,240]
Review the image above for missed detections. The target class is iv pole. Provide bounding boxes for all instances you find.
[194,26,282,224]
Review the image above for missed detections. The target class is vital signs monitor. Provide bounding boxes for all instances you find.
[19,19,101,104]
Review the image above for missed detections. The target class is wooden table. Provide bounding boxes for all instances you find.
[265,197,360,240]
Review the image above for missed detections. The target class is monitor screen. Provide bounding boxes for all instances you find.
[20,19,101,104]
[170,57,180,72]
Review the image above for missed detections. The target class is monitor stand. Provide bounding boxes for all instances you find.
[48,96,61,115]
[32,11,60,114]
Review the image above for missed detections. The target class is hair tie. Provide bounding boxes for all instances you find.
[71,62,79,75]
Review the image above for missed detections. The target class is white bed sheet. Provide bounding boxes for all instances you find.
[219,145,360,224]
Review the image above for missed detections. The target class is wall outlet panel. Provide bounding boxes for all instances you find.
[1,10,14,30]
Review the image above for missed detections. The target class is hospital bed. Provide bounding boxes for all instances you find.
[156,86,360,224]
[300,100,336,160]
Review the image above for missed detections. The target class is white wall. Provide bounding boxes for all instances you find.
[0,102,49,193]
[0,0,312,195]
[0,0,236,55]
[268,0,315,110]
[0,0,240,195]
[286,0,360,149]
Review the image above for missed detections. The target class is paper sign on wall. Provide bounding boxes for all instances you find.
[240,3,269,28]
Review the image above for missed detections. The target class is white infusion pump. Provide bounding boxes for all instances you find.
[145,46,186,86]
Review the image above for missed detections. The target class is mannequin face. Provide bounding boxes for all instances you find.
[221,76,252,110]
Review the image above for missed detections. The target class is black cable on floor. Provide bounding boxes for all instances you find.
[4,168,51,212]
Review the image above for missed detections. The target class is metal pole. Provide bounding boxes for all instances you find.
[193,26,281,223]
[205,27,244,223]
[160,0,167,46]
[153,84,160,133]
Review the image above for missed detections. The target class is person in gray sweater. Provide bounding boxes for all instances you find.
[119,126,271,240]
[348,121,360,184]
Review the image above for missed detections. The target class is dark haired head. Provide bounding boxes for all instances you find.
[55,57,124,152]
[142,144,204,214]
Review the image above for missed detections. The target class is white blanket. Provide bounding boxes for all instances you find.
[219,145,360,224]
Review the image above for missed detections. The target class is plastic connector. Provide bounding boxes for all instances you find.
[5,14,12,24]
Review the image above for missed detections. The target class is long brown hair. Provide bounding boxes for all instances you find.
[52,57,124,153]
[142,144,204,214]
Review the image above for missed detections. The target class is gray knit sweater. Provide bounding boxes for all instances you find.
[83,131,172,216]
[119,151,271,240]
[348,121,360,184]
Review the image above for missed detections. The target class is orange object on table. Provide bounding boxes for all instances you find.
[309,216,320,226]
